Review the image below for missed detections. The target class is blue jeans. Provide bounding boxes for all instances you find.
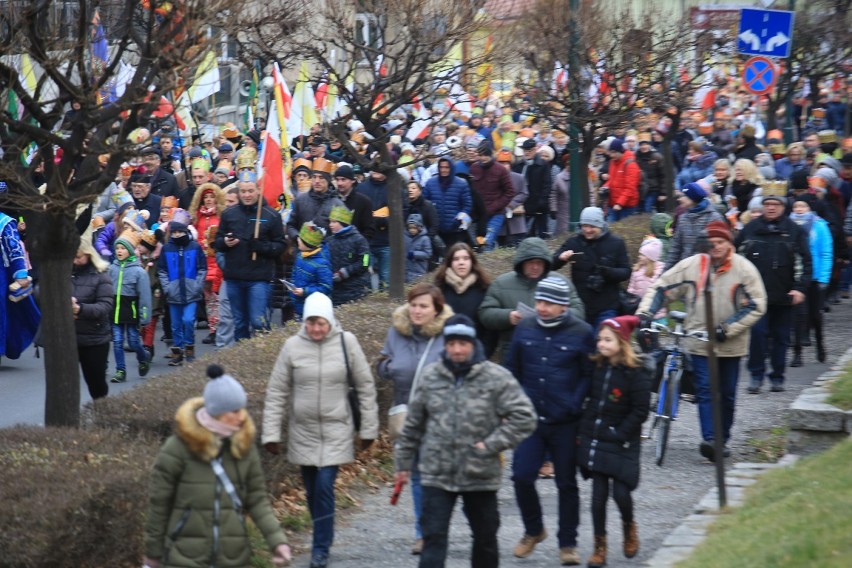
[226,279,271,341]
[643,192,660,213]
[484,214,505,251]
[301,465,339,558]
[840,264,852,293]
[748,305,793,385]
[606,206,636,222]
[370,245,390,289]
[111,324,147,371]
[168,302,197,348]
[512,421,580,548]
[690,355,741,442]
[420,486,499,568]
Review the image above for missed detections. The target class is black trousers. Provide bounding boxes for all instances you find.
[79,343,110,400]
[420,486,499,568]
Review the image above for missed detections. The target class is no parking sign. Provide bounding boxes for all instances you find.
[741,56,778,96]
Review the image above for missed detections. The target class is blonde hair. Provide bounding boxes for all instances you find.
[733,158,764,186]
[633,254,656,278]
[590,326,641,368]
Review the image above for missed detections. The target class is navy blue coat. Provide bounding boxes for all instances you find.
[422,158,473,233]
[505,313,595,424]
[328,226,371,305]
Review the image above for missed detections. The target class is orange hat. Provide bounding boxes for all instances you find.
[496,150,513,163]
[812,108,826,118]
[808,176,828,191]
[311,157,335,179]
[161,196,179,209]
[698,122,713,135]
[767,129,783,141]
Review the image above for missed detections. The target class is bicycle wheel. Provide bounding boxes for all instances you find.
[655,371,680,466]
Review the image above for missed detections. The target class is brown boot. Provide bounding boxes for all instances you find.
[623,520,639,558]
[168,347,183,366]
[587,535,607,567]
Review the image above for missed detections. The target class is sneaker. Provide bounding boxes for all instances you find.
[513,529,547,558]
[309,554,329,568]
[138,360,150,378]
[559,546,581,566]
[110,369,127,383]
[770,383,785,392]
[411,538,423,555]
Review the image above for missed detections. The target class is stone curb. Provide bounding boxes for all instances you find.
[643,454,800,567]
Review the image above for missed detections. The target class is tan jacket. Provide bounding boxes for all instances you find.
[637,252,766,358]
[262,322,379,466]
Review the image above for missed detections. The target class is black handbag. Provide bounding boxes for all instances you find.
[619,290,641,315]
[341,333,362,432]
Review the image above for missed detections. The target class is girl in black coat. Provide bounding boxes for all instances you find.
[577,315,651,568]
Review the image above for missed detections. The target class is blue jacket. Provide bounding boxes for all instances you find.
[505,312,595,423]
[291,246,333,317]
[157,239,206,305]
[774,157,808,181]
[422,158,473,233]
[802,216,833,284]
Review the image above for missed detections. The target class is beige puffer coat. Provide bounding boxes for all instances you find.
[262,322,379,466]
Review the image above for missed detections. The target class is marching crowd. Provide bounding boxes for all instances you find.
[2,84,850,568]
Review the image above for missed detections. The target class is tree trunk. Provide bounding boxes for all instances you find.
[385,169,405,301]
[29,211,82,427]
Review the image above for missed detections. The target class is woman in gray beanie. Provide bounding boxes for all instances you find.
[144,365,291,568]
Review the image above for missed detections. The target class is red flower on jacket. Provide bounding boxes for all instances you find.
[608,387,623,403]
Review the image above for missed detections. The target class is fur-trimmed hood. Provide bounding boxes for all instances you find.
[174,397,256,462]
[391,303,454,338]
[189,182,226,219]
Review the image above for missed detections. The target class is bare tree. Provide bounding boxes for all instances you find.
[237,0,489,300]
[507,0,711,210]
[764,0,852,134]
[0,0,240,426]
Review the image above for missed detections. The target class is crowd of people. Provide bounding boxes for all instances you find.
[3,79,850,567]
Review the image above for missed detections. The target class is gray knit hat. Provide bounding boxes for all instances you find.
[535,275,572,306]
[579,207,606,229]
[203,364,247,416]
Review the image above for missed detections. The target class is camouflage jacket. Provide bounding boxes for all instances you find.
[395,356,537,493]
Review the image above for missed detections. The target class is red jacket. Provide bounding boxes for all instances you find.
[469,159,516,216]
[605,150,641,208]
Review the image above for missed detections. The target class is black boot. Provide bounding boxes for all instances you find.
[790,350,803,368]
[816,329,825,363]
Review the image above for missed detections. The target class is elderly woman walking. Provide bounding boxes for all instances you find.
[262,292,378,568]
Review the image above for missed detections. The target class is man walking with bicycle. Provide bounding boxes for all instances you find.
[637,221,766,461]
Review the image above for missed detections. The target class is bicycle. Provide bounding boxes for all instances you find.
[640,310,708,467]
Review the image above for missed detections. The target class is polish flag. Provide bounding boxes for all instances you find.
[259,63,291,209]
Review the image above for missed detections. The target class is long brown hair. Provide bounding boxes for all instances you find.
[590,327,640,368]
[433,242,491,289]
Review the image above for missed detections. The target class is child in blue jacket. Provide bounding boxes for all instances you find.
[291,222,333,319]
[157,209,206,366]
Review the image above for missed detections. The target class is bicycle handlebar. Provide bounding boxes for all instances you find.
[640,325,709,342]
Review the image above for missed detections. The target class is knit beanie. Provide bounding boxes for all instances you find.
[638,238,663,262]
[203,364,247,417]
[303,292,336,326]
[705,220,733,243]
[579,207,606,229]
[407,213,424,229]
[534,275,572,306]
[329,205,354,226]
[608,139,625,153]
[299,221,325,248]
[600,315,640,343]
[443,313,478,344]
[682,182,707,204]
[789,170,809,191]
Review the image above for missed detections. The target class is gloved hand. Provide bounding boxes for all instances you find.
[263,442,281,455]
[407,251,414,260]
[333,272,342,283]
[715,324,727,343]
[638,313,653,330]
[549,211,557,220]
[360,439,375,452]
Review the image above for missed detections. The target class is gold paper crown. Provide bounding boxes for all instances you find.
[818,130,837,144]
[311,157,335,176]
[190,157,210,172]
[235,147,258,170]
[292,157,312,174]
[762,180,788,197]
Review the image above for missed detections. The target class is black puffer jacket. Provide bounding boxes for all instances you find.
[286,189,345,241]
[552,230,630,320]
[72,262,114,347]
[214,201,287,282]
[578,358,652,490]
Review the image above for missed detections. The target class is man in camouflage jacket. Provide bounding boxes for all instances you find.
[395,313,537,567]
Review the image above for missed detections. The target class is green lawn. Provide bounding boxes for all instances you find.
[826,365,852,410]
[678,439,852,567]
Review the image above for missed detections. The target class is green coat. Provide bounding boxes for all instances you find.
[145,398,287,567]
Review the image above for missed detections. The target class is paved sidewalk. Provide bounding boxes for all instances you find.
[286,300,852,567]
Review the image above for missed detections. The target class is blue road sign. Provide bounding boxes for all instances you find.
[742,56,778,95]
[737,8,795,58]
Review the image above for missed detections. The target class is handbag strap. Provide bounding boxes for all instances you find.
[211,456,243,514]
[341,333,354,389]
[408,336,436,403]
